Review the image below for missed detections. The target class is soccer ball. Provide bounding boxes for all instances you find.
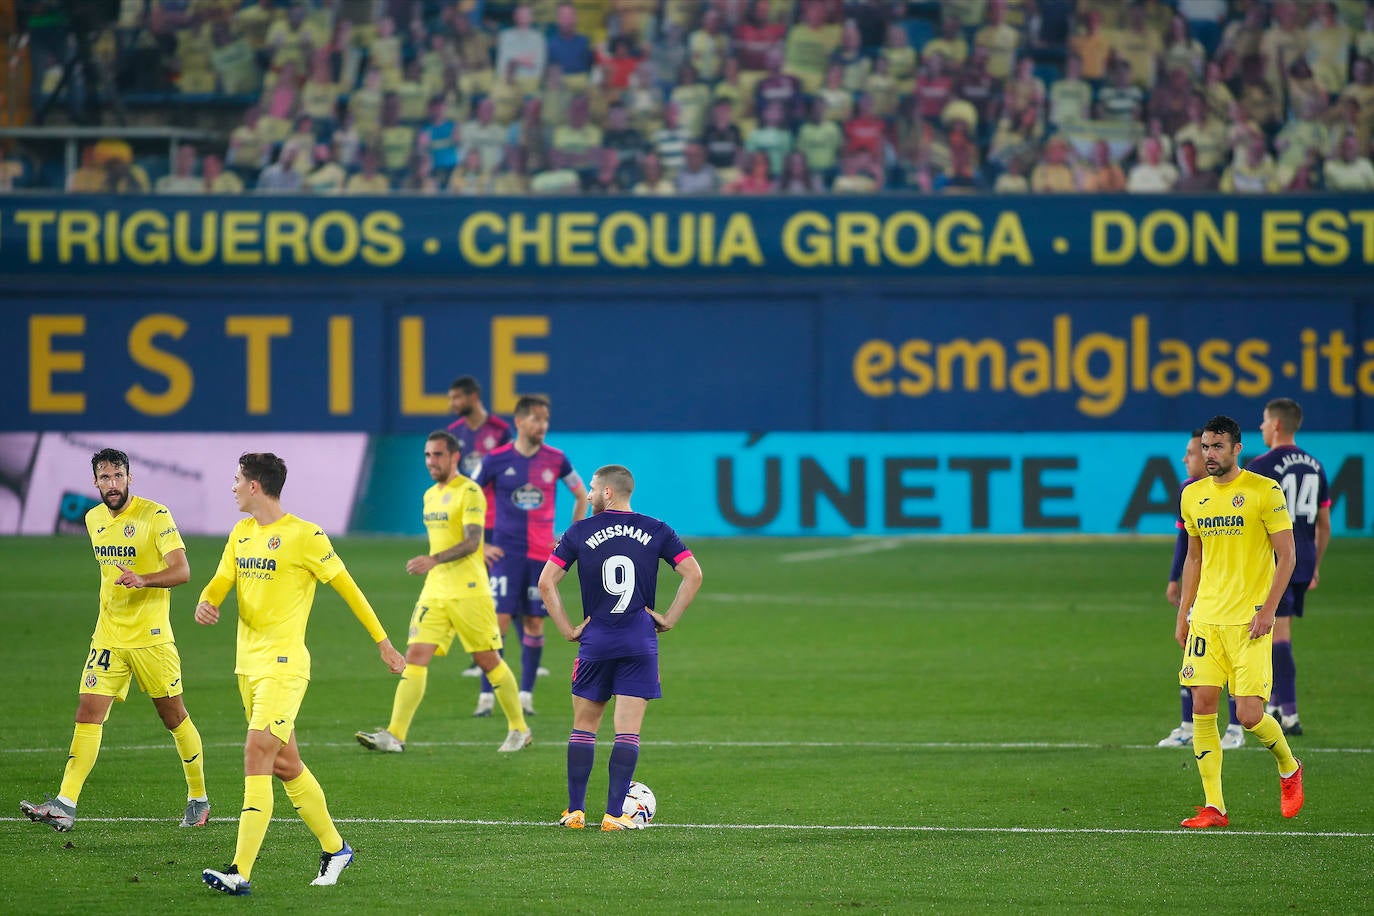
[623,781,656,825]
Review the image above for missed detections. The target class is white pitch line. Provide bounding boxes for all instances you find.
[778,538,911,563]
[8,815,1372,839]
[2,739,1370,754]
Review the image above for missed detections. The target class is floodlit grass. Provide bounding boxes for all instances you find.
[1,535,1371,913]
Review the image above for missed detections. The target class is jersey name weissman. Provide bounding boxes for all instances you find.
[585,524,653,549]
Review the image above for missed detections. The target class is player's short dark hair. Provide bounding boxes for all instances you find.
[1201,415,1241,444]
[594,464,635,496]
[427,430,460,453]
[239,452,288,498]
[1190,428,1203,438]
[1265,397,1303,433]
[450,376,481,396]
[514,394,551,418]
[91,448,129,477]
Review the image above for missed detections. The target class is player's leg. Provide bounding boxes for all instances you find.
[518,559,548,710]
[476,569,516,714]
[141,643,210,824]
[360,601,445,749]
[274,731,353,884]
[563,673,609,825]
[1179,624,1228,826]
[24,644,130,829]
[1271,584,1305,733]
[1159,685,1194,746]
[1233,636,1303,817]
[600,656,661,830]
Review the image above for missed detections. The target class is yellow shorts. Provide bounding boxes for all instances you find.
[79,642,184,701]
[238,673,309,744]
[1179,621,1273,699]
[408,596,502,657]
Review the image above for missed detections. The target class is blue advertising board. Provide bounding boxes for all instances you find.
[2,195,1373,278]
[10,293,1374,432]
[357,432,1374,538]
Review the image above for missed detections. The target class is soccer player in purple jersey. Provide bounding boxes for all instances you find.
[539,464,703,831]
[1246,398,1331,737]
[1158,431,1245,750]
[446,376,514,678]
[471,395,588,717]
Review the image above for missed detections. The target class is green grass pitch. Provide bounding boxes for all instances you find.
[1,535,1371,913]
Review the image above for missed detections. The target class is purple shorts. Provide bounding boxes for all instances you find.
[571,654,662,702]
[489,554,546,618]
[1276,580,1309,618]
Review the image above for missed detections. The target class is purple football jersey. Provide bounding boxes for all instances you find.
[1245,445,1329,583]
[447,414,512,479]
[550,510,692,661]
[474,443,578,560]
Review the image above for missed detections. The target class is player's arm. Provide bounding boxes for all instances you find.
[565,472,589,525]
[1174,535,1202,648]
[407,523,482,575]
[115,547,190,590]
[328,569,406,673]
[538,558,589,642]
[1311,503,1331,589]
[1251,527,1296,639]
[647,556,703,634]
[194,537,238,625]
[1165,526,1187,606]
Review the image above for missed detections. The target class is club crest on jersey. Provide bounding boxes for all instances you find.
[123,524,136,538]
[512,483,544,510]
[541,469,556,483]
[442,492,451,504]
[482,435,496,450]
[267,536,282,550]
[1232,495,1245,508]
[1181,665,1194,679]
[460,453,481,475]
[84,674,98,688]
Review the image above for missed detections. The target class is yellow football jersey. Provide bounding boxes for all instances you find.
[210,514,346,679]
[1182,469,1293,626]
[86,495,186,648]
[419,475,488,602]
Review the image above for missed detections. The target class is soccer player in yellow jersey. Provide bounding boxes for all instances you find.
[196,453,405,896]
[1175,415,1304,829]
[356,431,531,754]
[21,448,210,832]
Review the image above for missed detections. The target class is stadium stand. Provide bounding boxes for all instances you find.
[1,0,1373,194]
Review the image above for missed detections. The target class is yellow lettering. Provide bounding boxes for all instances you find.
[881,211,931,267]
[717,213,764,265]
[935,211,982,267]
[1130,314,1150,392]
[222,211,263,265]
[649,213,694,268]
[853,340,895,396]
[398,316,450,415]
[1009,339,1052,396]
[1262,210,1303,266]
[225,316,291,413]
[491,316,550,413]
[1138,210,1188,266]
[1071,332,1126,417]
[557,212,598,266]
[361,211,404,265]
[172,211,217,265]
[599,211,649,267]
[1300,328,1319,391]
[1091,210,1135,266]
[1359,339,1374,396]
[1234,339,1271,396]
[1304,210,1348,266]
[781,211,830,267]
[508,212,552,266]
[265,211,310,264]
[125,314,192,415]
[897,341,934,395]
[936,339,1006,391]
[329,316,353,415]
[1350,210,1374,262]
[1152,339,1193,396]
[985,212,1032,265]
[311,211,359,266]
[459,211,505,266]
[58,210,100,264]
[29,315,86,413]
[122,210,169,265]
[1195,339,1233,397]
[1053,314,1072,390]
[1194,211,1237,264]
[836,212,881,266]
[14,209,56,262]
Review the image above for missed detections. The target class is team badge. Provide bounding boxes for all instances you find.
[1181,665,1195,679]
[442,492,451,504]
[123,524,136,538]
[267,536,281,550]
[482,435,496,449]
[1232,495,1245,508]
[542,469,555,483]
[512,483,544,510]
[84,674,98,688]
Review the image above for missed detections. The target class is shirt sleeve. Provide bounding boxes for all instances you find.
[550,531,578,570]
[198,532,238,606]
[303,528,347,583]
[154,506,186,558]
[1263,480,1294,534]
[659,524,692,567]
[462,485,486,527]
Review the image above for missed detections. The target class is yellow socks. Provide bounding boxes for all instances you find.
[386,664,428,743]
[1191,713,1225,813]
[170,717,207,799]
[283,765,343,853]
[1246,713,1300,775]
[58,723,103,804]
[486,661,527,732]
[233,775,273,880]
